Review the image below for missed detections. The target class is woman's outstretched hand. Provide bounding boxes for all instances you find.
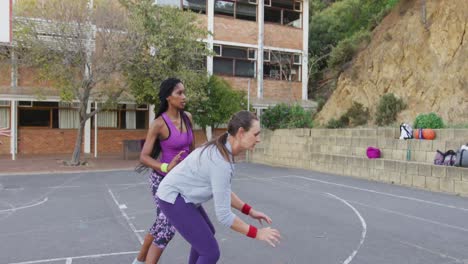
[249,209,273,225]
[257,227,281,247]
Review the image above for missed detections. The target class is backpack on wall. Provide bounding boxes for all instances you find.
[434,150,457,166]
[399,123,413,140]
[366,147,381,159]
[454,144,468,167]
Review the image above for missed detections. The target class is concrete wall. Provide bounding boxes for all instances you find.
[251,128,468,196]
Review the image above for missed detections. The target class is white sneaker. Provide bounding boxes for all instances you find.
[132,258,145,264]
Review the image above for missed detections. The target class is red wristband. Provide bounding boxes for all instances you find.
[247,225,257,239]
[241,203,252,215]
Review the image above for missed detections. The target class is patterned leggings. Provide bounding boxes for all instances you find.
[149,172,176,248]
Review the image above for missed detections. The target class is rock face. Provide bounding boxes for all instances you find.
[316,0,468,126]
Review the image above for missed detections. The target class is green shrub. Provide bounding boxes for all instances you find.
[326,118,347,129]
[261,103,290,130]
[375,93,406,126]
[343,101,369,126]
[286,104,314,129]
[261,104,313,130]
[413,113,444,129]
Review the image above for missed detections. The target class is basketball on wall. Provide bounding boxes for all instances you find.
[413,129,436,140]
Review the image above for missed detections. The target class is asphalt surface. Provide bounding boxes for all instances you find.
[1,163,468,264]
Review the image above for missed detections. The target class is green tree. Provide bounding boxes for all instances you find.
[191,76,248,129]
[119,0,210,107]
[14,0,139,165]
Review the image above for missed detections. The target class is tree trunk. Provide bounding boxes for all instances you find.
[70,121,85,166]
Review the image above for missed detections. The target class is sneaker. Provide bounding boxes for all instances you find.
[132,258,145,264]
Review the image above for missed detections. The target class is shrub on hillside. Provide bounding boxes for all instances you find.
[328,30,371,68]
[262,104,313,130]
[375,93,406,126]
[326,118,347,129]
[343,102,369,126]
[413,113,444,129]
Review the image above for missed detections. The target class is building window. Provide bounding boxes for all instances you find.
[17,101,148,129]
[214,0,257,22]
[213,45,256,78]
[0,101,10,128]
[183,0,207,14]
[18,101,59,128]
[263,50,301,81]
[264,0,302,28]
[91,103,148,130]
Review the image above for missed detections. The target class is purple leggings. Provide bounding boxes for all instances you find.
[158,195,220,264]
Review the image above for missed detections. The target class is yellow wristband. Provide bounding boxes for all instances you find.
[161,163,169,173]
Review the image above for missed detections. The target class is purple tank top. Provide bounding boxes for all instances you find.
[157,112,193,176]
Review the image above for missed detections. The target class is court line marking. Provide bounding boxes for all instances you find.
[107,187,143,244]
[65,258,72,264]
[47,186,80,189]
[275,175,468,212]
[348,200,468,233]
[242,175,468,233]
[242,174,468,263]
[0,168,133,177]
[395,239,463,263]
[0,197,48,213]
[7,250,139,264]
[239,174,367,264]
[327,193,367,264]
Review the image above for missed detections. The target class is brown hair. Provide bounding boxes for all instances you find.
[201,110,258,162]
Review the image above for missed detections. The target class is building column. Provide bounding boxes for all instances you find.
[302,0,309,100]
[257,0,264,99]
[94,101,98,158]
[10,100,17,160]
[84,101,91,154]
[205,0,215,140]
[149,104,156,121]
[207,0,214,76]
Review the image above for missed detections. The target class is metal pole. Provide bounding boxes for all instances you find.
[10,100,16,160]
[247,79,250,112]
[94,101,97,158]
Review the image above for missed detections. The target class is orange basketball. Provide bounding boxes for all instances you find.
[422,129,436,140]
[413,129,436,140]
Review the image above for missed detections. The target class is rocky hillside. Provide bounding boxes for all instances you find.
[315,0,468,125]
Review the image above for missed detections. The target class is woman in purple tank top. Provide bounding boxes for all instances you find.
[133,78,194,264]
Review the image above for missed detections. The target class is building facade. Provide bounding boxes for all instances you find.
[0,0,311,157]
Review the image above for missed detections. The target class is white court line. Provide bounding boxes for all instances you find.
[0,168,133,177]
[244,175,468,234]
[48,186,80,189]
[327,193,367,264]
[278,175,468,212]
[107,187,143,244]
[348,200,468,233]
[2,187,24,191]
[0,197,48,213]
[395,239,463,263]
[65,257,72,264]
[242,175,367,263]
[8,251,139,264]
[107,182,147,187]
